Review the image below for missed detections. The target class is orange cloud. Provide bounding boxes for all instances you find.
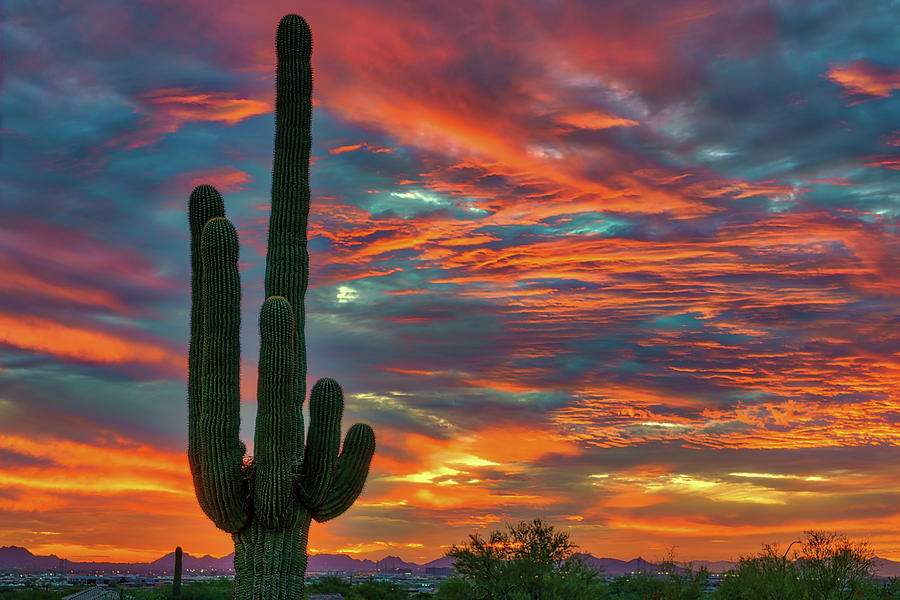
[142,88,270,125]
[0,312,183,375]
[826,60,900,102]
[329,142,394,155]
[553,110,640,130]
[0,254,131,313]
[0,433,184,473]
[124,88,271,148]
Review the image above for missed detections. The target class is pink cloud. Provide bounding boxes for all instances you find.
[864,154,900,170]
[0,219,179,298]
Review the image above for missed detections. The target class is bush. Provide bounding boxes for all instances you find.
[133,580,232,600]
[354,579,407,600]
[305,576,361,599]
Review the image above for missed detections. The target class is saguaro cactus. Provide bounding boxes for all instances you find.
[187,14,376,600]
[172,546,182,599]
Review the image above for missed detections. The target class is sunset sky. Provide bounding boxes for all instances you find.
[2,0,900,565]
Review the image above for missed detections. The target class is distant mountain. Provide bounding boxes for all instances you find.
[577,554,900,577]
[3,545,900,578]
[0,546,61,571]
[147,550,235,573]
[371,555,420,573]
[575,554,672,576]
[0,546,234,575]
[422,556,455,569]
[308,554,376,572]
[690,560,741,575]
[872,557,900,578]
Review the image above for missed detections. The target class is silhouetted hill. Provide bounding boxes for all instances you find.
[0,546,61,571]
[370,555,419,572]
[574,554,677,576]
[422,556,455,569]
[308,554,376,572]
[0,546,233,574]
[148,550,235,573]
[575,554,633,575]
[872,557,900,578]
[3,545,900,577]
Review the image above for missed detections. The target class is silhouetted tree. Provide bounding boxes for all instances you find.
[714,531,875,600]
[446,518,607,599]
[796,530,874,600]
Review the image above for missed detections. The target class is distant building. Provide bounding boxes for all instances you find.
[425,567,454,577]
[67,576,113,586]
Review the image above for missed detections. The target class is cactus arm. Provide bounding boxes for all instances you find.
[311,423,376,523]
[199,216,249,532]
[187,185,226,520]
[266,14,314,471]
[253,295,296,528]
[296,378,343,506]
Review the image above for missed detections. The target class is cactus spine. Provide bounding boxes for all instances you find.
[187,14,376,600]
[172,547,182,599]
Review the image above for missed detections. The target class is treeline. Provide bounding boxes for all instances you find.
[431,519,900,600]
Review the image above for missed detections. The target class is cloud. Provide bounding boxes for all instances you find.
[329,142,395,155]
[552,111,640,131]
[826,60,900,103]
[127,88,271,149]
[171,165,255,200]
[0,313,183,374]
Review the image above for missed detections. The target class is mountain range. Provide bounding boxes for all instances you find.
[2,546,900,578]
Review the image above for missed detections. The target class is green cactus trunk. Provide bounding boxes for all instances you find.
[186,14,376,600]
[172,546,182,599]
[231,514,310,599]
